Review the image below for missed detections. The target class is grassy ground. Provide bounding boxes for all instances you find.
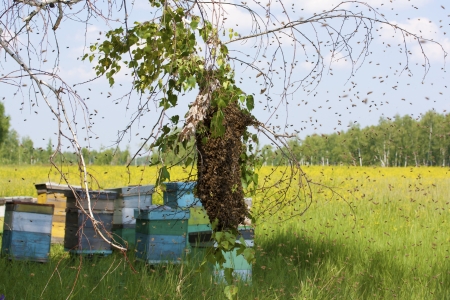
[1,165,449,299]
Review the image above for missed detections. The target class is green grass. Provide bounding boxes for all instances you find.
[1,166,450,299]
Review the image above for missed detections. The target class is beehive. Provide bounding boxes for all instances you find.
[134,207,189,264]
[108,185,154,248]
[163,182,201,208]
[35,182,79,243]
[64,209,114,255]
[215,226,254,282]
[1,201,54,262]
[0,197,36,235]
[163,182,213,250]
[64,190,117,256]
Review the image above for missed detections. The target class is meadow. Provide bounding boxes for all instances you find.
[1,165,450,299]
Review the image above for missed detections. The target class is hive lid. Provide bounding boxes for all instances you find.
[107,185,155,197]
[35,182,81,190]
[5,201,54,214]
[134,205,190,220]
[0,196,37,204]
[164,181,196,191]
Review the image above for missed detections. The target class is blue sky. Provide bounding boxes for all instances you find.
[0,0,449,154]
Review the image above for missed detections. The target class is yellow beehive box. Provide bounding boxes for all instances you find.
[35,182,79,244]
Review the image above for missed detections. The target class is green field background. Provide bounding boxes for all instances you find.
[1,165,449,299]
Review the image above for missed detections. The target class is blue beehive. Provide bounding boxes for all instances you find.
[163,182,201,208]
[134,206,190,264]
[1,201,54,262]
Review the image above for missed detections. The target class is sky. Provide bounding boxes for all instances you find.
[0,0,449,155]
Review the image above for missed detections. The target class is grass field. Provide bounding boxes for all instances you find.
[1,165,450,299]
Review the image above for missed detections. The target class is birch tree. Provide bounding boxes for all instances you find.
[0,0,447,291]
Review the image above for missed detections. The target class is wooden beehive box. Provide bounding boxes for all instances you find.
[35,182,80,243]
[64,209,114,256]
[0,197,37,235]
[163,182,201,208]
[134,207,189,264]
[107,185,154,248]
[64,189,117,255]
[1,201,54,262]
[215,226,254,282]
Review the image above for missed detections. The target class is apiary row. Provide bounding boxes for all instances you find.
[1,181,254,281]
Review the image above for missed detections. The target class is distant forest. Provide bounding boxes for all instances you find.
[269,110,450,167]
[0,104,449,167]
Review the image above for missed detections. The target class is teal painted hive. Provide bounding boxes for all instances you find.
[134,207,189,264]
[215,226,254,282]
[107,185,154,249]
[64,190,117,256]
[163,182,201,208]
[1,201,54,262]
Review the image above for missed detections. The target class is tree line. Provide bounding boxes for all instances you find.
[2,103,449,167]
[264,111,450,167]
[0,103,131,165]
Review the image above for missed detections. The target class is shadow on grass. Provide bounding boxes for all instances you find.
[1,231,450,299]
[253,226,450,300]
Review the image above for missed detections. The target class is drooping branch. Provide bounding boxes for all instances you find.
[0,27,127,252]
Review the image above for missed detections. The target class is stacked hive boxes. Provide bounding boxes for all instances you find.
[134,207,190,264]
[35,182,79,243]
[107,185,154,248]
[163,182,213,250]
[0,197,36,234]
[1,201,54,262]
[64,190,117,256]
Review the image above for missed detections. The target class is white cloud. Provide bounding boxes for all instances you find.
[378,18,450,62]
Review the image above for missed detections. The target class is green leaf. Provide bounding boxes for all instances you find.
[168,93,178,106]
[220,240,229,249]
[211,218,219,230]
[242,247,255,264]
[241,178,248,190]
[220,44,229,55]
[246,95,254,111]
[170,115,179,124]
[211,110,225,137]
[253,173,259,185]
[190,20,199,30]
[184,157,193,168]
[224,285,238,300]
[156,166,170,187]
[224,269,236,286]
[215,231,223,242]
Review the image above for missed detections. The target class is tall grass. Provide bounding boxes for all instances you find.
[1,165,449,299]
